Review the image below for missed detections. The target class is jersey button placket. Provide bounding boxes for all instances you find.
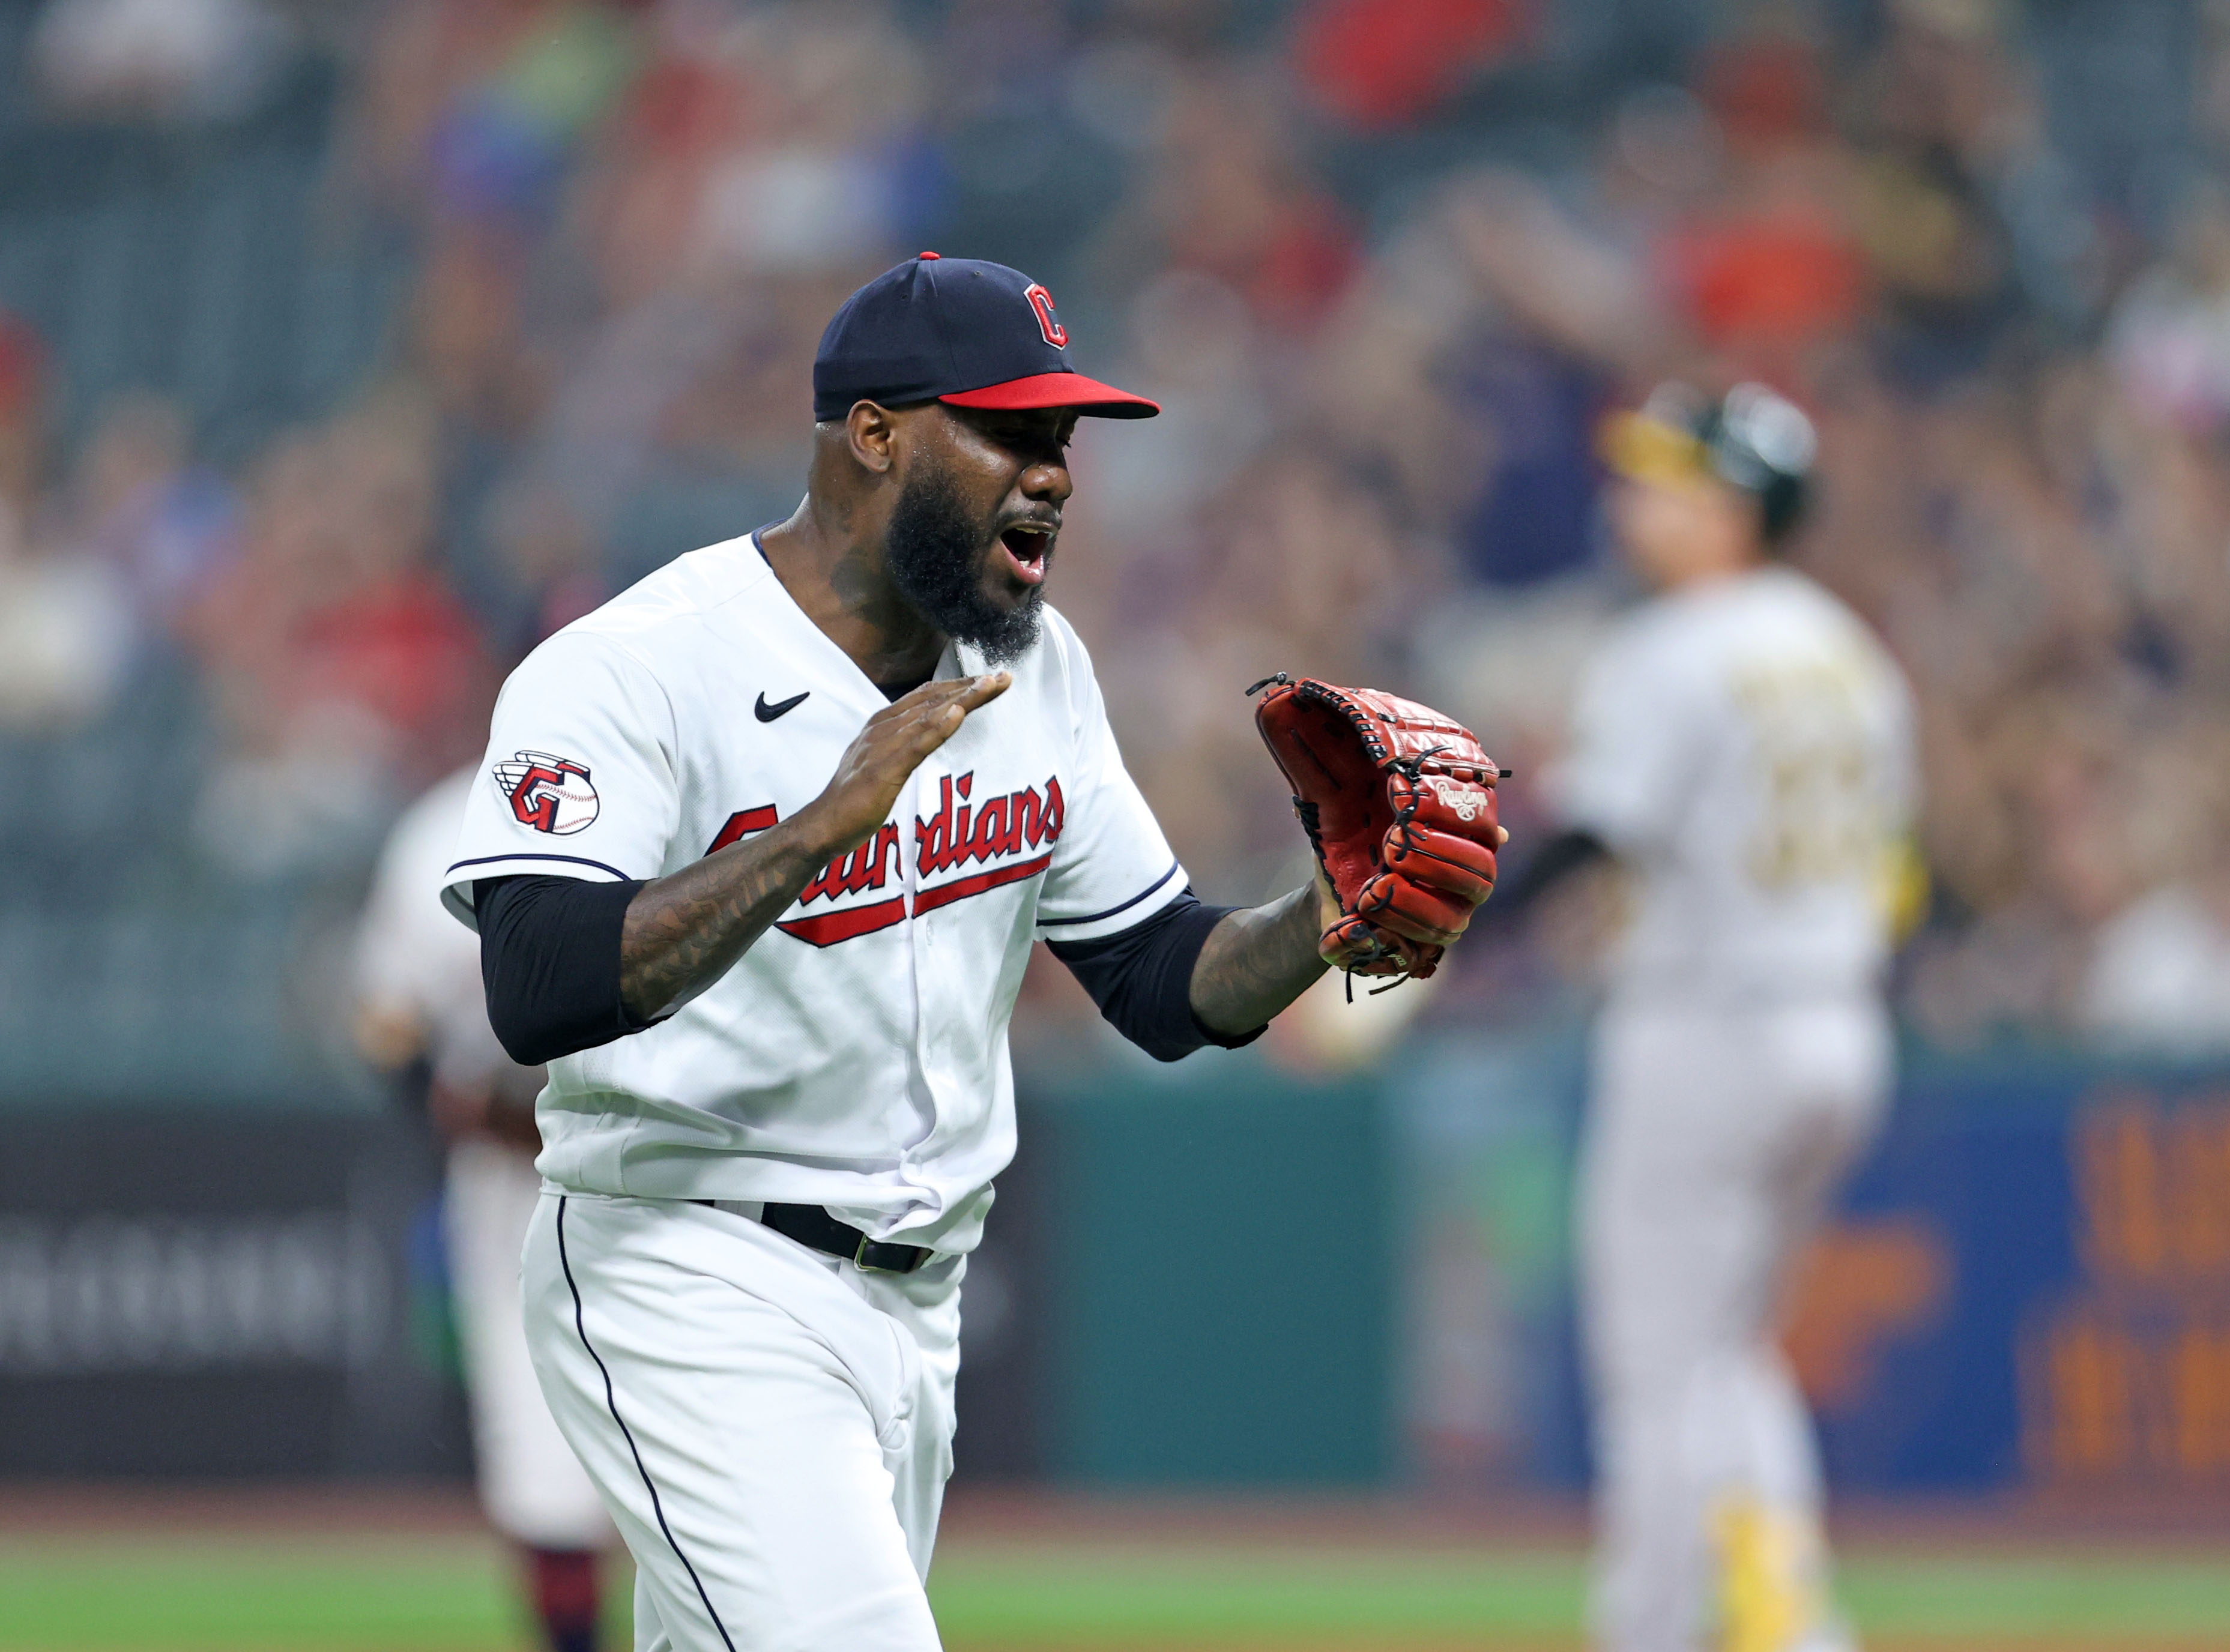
[899,767,940,1159]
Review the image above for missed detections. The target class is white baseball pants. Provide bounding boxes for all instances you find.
[445,1139,611,1551]
[1579,996,1890,1652]
[521,1190,961,1652]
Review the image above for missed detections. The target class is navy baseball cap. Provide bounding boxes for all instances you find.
[812,253,1159,423]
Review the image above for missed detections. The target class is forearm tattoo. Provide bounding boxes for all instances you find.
[1188,884,1328,1036]
[619,825,828,1020]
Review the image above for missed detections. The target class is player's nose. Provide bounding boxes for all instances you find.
[1020,458,1072,506]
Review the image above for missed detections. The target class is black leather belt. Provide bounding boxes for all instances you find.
[692,1200,932,1275]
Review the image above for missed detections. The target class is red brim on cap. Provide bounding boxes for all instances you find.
[940,372,1159,418]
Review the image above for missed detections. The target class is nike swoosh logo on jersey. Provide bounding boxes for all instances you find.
[755,690,809,722]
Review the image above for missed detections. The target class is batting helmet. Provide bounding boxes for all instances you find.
[1600,381,1818,546]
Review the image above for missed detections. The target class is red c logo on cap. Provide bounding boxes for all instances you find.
[1024,283,1068,349]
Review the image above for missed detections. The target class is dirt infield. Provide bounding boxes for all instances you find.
[0,1481,492,1536]
[937,1485,2230,1549]
[5,1480,2229,1548]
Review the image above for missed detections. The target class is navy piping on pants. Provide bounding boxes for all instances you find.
[555,1196,737,1652]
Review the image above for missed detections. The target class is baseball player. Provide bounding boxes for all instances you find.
[1518,384,1918,1652]
[355,767,614,1652]
[437,255,1503,1652]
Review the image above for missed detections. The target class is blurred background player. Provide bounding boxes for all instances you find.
[1512,384,1918,1652]
[355,767,614,1652]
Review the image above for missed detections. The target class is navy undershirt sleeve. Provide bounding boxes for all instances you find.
[1046,889,1265,1063]
[476,875,650,1066]
[476,872,1261,1069]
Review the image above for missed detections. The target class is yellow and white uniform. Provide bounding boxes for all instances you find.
[1549,565,1917,1652]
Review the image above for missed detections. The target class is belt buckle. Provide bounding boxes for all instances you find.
[852,1232,922,1275]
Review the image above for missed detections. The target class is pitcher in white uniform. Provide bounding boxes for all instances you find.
[1522,384,1918,1652]
[440,255,1502,1652]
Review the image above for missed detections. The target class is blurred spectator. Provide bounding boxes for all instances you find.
[1082,268,1271,546]
[0,319,133,732]
[479,474,608,660]
[0,314,46,516]
[1089,67,1361,336]
[0,494,133,733]
[1293,0,1533,131]
[1663,31,1871,385]
[358,0,638,228]
[2083,859,2230,1057]
[683,5,923,277]
[184,390,491,878]
[30,0,295,122]
[427,1,639,230]
[2080,721,2230,1055]
[2109,176,2230,433]
[294,394,493,779]
[65,391,240,635]
[408,224,548,437]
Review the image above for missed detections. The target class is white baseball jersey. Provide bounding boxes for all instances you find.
[441,532,1186,1253]
[1547,565,1916,1005]
[360,772,611,1552]
[360,768,511,1091]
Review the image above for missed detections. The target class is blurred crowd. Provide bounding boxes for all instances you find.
[4,0,2230,1056]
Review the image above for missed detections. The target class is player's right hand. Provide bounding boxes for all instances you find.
[802,673,1011,855]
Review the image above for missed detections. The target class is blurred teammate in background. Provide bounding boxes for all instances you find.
[1515,384,1918,1652]
[355,769,612,1652]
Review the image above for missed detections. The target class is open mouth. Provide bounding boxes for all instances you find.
[998,525,1053,585]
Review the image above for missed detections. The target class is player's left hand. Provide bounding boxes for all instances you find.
[1332,763,1506,967]
[1252,675,1505,982]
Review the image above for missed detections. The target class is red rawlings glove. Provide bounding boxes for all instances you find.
[1249,674,1504,983]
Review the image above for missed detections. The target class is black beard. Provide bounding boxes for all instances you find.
[884,462,1045,666]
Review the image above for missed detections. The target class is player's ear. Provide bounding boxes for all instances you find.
[844,400,901,475]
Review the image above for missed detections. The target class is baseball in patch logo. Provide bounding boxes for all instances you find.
[494,751,600,834]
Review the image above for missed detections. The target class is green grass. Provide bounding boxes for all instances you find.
[928,1546,2230,1645]
[1840,1556,2230,1640]
[927,1546,1585,1642]
[0,1539,519,1651]
[4,1533,2230,1649]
